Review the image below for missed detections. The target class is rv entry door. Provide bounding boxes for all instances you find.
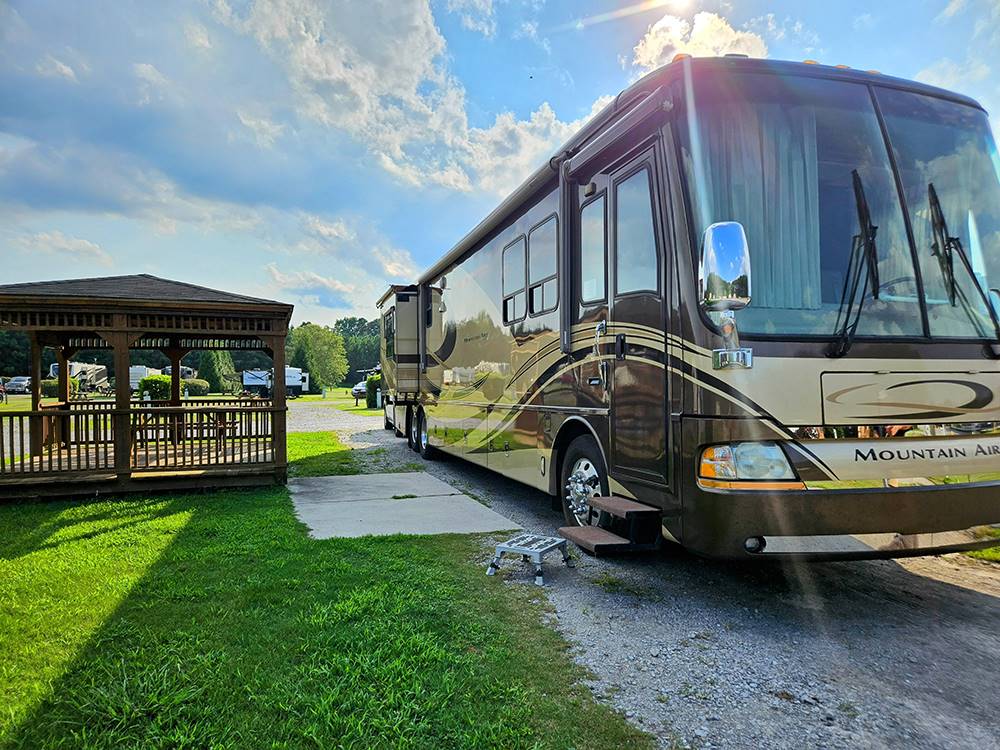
[608,148,667,485]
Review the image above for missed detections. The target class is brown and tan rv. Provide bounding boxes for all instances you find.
[379,56,1000,560]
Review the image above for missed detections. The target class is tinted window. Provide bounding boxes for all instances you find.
[680,74,921,337]
[502,236,526,324]
[877,88,1000,338]
[615,168,659,295]
[580,195,607,302]
[528,216,558,314]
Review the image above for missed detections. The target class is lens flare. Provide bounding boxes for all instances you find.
[556,0,693,32]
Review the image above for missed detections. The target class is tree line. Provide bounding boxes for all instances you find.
[0,315,382,394]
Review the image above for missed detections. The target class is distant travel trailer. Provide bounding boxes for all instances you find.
[380,56,1000,562]
[129,365,161,391]
[242,367,309,397]
[163,365,197,379]
[49,361,109,390]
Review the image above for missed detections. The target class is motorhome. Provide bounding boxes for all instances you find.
[242,367,309,398]
[48,361,109,391]
[379,56,1000,561]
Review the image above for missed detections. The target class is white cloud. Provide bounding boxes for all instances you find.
[303,214,354,242]
[373,245,418,278]
[266,263,354,293]
[237,110,285,148]
[36,54,77,82]
[184,22,212,50]
[853,13,876,31]
[747,13,821,51]
[445,0,496,37]
[513,20,550,53]
[916,57,990,91]
[14,230,112,267]
[936,0,968,21]
[210,0,609,197]
[633,12,768,74]
[133,62,169,106]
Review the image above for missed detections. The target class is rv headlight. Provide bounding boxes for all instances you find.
[699,442,795,481]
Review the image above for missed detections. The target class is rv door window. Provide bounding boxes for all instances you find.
[502,235,527,324]
[384,309,395,360]
[614,166,659,296]
[528,215,558,315]
[580,194,607,303]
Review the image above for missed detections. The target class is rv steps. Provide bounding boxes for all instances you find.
[587,495,659,519]
[558,496,661,557]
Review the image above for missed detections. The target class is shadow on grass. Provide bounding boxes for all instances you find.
[1,487,652,750]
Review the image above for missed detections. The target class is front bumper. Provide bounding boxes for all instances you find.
[683,480,1000,560]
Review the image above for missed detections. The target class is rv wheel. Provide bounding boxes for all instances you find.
[407,407,419,451]
[415,410,437,460]
[560,434,609,527]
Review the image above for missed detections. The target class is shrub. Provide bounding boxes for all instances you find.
[137,374,172,400]
[365,373,382,409]
[184,378,210,397]
[40,378,80,398]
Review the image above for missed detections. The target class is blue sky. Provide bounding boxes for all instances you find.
[1,0,998,325]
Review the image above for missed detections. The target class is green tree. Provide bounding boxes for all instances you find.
[333,317,378,340]
[198,350,237,394]
[286,323,347,392]
[343,334,380,385]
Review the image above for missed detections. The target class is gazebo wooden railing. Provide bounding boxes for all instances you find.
[0,274,293,499]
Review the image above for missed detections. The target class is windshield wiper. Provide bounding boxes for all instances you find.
[928,182,1000,358]
[828,170,880,358]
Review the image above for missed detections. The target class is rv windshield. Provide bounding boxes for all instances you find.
[679,72,999,339]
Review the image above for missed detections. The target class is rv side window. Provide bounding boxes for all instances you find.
[384,309,395,360]
[528,215,558,315]
[580,194,607,303]
[614,166,659,296]
[502,235,526,324]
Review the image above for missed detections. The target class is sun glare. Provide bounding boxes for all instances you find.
[558,0,693,32]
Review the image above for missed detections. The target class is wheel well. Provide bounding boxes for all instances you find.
[550,418,601,496]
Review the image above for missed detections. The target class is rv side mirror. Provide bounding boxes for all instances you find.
[698,222,752,313]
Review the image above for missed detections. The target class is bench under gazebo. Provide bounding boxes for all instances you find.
[0,274,293,499]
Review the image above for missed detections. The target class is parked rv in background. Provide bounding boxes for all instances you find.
[242,367,309,398]
[48,361,109,391]
[129,365,161,392]
[163,365,197,379]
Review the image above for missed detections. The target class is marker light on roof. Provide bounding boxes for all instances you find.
[672,53,691,63]
[803,59,819,65]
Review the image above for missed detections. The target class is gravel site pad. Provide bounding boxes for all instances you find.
[289,402,1000,749]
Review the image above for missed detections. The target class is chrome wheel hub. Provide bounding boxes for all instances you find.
[565,457,602,525]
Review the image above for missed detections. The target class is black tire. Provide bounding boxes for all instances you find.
[559,434,609,527]
[415,409,437,461]
[407,407,418,451]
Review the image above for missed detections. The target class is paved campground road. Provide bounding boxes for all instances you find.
[289,402,1000,750]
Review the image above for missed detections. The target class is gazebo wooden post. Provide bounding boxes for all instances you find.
[110,324,132,482]
[266,335,288,482]
[29,333,43,458]
[55,343,70,448]
[164,340,187,445]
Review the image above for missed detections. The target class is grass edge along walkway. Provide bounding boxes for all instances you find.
[0,431,653,750]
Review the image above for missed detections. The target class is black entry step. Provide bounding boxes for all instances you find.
[558,526,658,556]
[587,496,660,520]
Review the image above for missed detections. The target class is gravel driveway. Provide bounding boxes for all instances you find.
[289,402,1000,750]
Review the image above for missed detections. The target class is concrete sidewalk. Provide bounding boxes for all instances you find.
[290,472,520,539]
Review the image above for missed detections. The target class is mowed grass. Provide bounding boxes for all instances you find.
[295,391,382,417]
[968,526,1000,563]
[0,433,651,750]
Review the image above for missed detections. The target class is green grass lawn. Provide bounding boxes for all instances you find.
[968,526,1000,563]
[0,432,651,750]
[294,391,382,417]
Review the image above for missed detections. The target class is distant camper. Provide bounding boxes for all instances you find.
[242,367,308,398]
[163,365,197,379]
[129,365,161,392]
[48,361,109,391]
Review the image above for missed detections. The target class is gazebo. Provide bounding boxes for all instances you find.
[0,274,293,498]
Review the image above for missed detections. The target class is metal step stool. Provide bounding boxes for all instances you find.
[486,533,573,586]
